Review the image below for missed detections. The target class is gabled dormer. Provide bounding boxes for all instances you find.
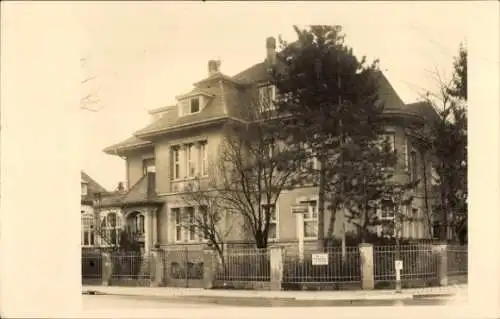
[175,88,215,117]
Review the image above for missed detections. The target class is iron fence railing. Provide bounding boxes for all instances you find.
[216,248,271,282]
[110,252,152,285]
[447,245,468,277]
[373,244,438,284]
[283,246,361,286]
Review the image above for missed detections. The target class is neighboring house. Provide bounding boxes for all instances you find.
[103,37,441,252]
[81,171,109,248]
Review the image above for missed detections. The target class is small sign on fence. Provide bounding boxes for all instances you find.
[395,260,403,271]
[311,253,329,266]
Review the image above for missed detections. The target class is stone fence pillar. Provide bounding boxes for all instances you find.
[270,245,284,291]
[203,247,217,289]
[359,243,374,290]
[150,249,165,287]
[101,251,112,286]
[432,243,448,286]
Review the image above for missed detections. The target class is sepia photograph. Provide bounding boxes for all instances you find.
[1,1,499,318]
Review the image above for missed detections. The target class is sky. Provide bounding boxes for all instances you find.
[79,2,469,191]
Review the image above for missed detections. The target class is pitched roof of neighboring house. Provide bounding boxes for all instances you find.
[405,101,440,123]
[100,172,162,208]
[81,171,109,204]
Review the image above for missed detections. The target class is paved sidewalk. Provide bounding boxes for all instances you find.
[83,284,467,302]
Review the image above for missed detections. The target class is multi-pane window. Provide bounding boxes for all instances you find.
[173,207,199,242]
[172,146,181,180]
[380,200,395,220]
[262,204,277,240]
[198,205,210,240]
[101,212,122,246]
[171,141,208,180]
[200,142,208,176]
[303,201,318,239]
[173,208,182,241]
[258,85,276,111]
[180,97,201,116]
[410,150,418,182]
[81,213,95,246]
[186,144,196,177]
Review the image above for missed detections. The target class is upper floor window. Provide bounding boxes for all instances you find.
[380,200,395,220]
[81,213,95,246]
[430,162,440,186]
[262,203,278,240]
[200,142,208,176]
[258,85,276,112]
[172,146,181,180]
[303,201,318,239]
[171,141,208,180]
[142,158,155,175]
[410,150,418,182]
[81,182,88,196]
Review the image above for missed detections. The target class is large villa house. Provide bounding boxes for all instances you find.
[86,37,442,253]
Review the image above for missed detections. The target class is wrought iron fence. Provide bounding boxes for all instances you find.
[215,248,271,282]
[282,246,361,288]
[447,245,468,277]
[110,252,153,286]
[373,244,438,288]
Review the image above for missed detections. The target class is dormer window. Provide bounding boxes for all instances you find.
[190,97,200,113]
[81,182,88,196]
[179,96,203,116]
[258,85,276,112]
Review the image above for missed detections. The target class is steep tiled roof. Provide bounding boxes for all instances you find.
[134,85,227,138]
[81,171,109,204]
[101,173,162,208]
[232,61,270,85]
[405,101,440,123]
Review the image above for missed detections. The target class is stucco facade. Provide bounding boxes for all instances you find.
[102,37,439,252]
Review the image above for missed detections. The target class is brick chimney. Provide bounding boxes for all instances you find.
[266,36,276,66]
[208,60,221,76]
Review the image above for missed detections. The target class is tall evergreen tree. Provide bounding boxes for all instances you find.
[272,25,387,248]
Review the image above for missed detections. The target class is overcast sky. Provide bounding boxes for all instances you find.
[79,2,469,190]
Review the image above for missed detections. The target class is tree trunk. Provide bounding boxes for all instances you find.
[420,150,433,238]
[317,160,326,250]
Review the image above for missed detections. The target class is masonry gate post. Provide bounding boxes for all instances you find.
[150,249,165,287]
[270,245,284,291]
[433,242,448,286]
[101,251,112,286]
[203,247,217,289]
[359,243,374,290]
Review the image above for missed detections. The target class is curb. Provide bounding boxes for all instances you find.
[82,290,424,303]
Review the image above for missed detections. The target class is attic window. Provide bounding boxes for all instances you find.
[190,97,200,113]
[81,182,88,196]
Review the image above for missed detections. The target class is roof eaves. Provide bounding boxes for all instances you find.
[135,116,228,139]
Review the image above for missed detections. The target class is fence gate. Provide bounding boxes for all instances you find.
[162,246,205,288]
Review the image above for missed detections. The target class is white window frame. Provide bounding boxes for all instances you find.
[189,97,201,114]
[261,202,279,241]
[172,146,181,180]
[173,206,202,243]
[142,157,156,176]
[379,200,396,221]
[81,182,88,196]
[303,200,318,240]
[99,212,124,247]
[81,212,96,247]
[258,85,276,112]
[200,141,208,176]
[186,144,196,178]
